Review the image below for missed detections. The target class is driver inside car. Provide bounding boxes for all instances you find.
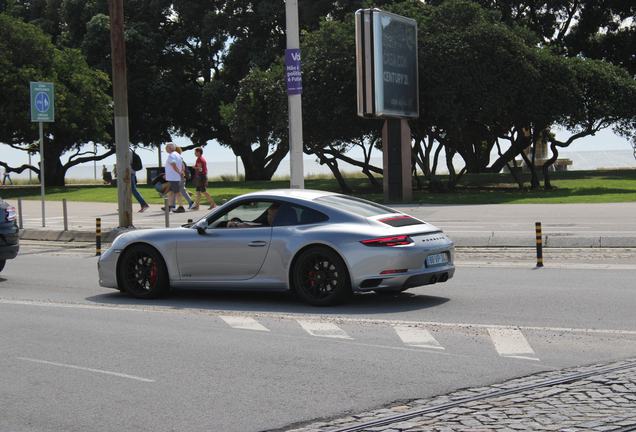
[227,203,280,228]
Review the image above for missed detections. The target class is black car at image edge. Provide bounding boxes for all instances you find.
[0,197,19,273]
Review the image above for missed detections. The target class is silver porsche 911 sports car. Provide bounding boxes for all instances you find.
[98,189,455,306]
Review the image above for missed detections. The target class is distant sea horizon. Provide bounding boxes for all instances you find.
[6,149,635,182]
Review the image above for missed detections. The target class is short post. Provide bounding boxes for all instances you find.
[17,198,23,229]
[96,218,102,256]
[164,198,170,227]
[535,222,543,267]
[62,198,68,231]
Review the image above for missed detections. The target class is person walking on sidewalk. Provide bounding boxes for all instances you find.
[130,149,149,212]
[2,167,12,185]
[164,142,186,213]
[191,147,217,210]
[168,146,195,211]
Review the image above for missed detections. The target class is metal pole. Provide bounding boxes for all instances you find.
[94,142,97,179]
[39,122,46,227]
[17,198,23,229]
[96,218,101,256]
[164,198,170,227]
[62,198,68,231]
[535,222,543,267]
[286,0,304,189]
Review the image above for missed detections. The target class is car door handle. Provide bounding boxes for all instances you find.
[248,241,268,247]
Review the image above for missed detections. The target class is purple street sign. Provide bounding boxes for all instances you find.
[285,49,302,95]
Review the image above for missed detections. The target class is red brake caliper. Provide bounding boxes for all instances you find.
[149,262,158,286]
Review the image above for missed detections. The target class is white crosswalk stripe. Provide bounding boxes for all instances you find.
[296,320,352,339]
[219,315,270,331]
[488,327,539,361]
[393,325,444,349]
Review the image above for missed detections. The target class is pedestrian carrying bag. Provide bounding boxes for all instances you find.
[193,173,207,187]
[131,150,143,171]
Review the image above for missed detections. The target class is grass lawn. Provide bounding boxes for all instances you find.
[1,169,635,205]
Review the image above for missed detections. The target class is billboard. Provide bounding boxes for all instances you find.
[356,9,418,119]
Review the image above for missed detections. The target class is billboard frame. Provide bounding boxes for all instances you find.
[356,9,419,119]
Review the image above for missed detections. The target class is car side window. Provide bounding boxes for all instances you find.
[273,204,327,226]
[207,201,275,228]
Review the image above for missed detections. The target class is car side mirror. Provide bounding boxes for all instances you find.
[196,222,208,235]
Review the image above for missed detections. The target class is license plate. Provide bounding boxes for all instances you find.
[426,253,447,267]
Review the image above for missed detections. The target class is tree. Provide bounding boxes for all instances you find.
[542,58,636,188]
[300,19,384,192]
[219,66,289,180]
[391,0,635,191]
[0,14,114,186]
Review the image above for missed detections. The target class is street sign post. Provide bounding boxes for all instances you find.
[30,82,54,227]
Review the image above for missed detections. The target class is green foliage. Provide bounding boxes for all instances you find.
[219,65,289,180]
[0,14,55,144]
[0,14,113,186]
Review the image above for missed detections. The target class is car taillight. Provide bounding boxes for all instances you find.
[360,235,413,246]
[380,269,408,274]
[6,206,17,222]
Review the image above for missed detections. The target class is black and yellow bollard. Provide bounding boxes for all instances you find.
[96,218,102,256]
[535,222,543,267]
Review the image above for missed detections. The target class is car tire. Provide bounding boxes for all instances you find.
[0,260,5,273]
[293,246,352,306]
[118,244,169,299]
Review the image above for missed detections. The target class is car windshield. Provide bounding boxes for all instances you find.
[314,195,398,218]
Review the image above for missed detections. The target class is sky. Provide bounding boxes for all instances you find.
[2,127,634,179]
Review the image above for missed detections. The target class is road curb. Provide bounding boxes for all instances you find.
[19,228,131,243]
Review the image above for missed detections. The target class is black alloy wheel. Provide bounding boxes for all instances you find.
[118,245,169,299]
[293,246,351,306]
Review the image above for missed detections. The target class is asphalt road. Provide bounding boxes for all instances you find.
[1,246,635,431]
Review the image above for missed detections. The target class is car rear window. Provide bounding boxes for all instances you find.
[314,195,398,218]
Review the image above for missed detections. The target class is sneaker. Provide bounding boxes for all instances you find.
[188,201,195,210]
[174,206,186,213]
[161,206,176,211]
[139,204,150,213]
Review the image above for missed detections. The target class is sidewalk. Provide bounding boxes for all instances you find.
[12,199,636,246]
[286,359,636,432]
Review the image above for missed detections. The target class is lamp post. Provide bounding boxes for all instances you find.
[286,0,304,189]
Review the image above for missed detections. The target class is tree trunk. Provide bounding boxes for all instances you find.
[315,152,352,194]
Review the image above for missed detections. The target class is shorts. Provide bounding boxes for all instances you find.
[195,174,207,192]
[168,181,181,193]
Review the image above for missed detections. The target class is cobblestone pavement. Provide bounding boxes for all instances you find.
[283,359,636,432]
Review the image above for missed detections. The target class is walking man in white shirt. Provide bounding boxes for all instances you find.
[164,142,186,213]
